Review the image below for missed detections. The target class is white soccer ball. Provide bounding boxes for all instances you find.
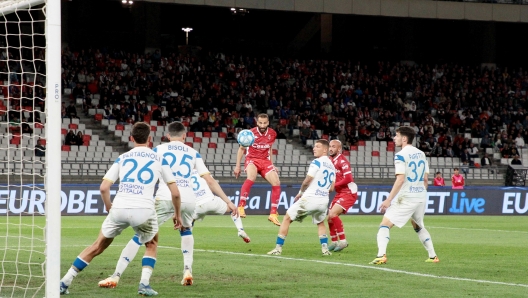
[237,129,255,147]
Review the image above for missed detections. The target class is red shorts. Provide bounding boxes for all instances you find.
[330,193,358,212]
[244,158,275,178]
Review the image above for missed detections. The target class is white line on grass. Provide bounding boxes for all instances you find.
[429,226,528,234]
[158,245,528,289]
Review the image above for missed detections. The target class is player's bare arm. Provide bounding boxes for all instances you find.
[379,174,405,213]
[203,173,239,216]
[423,173,429,190]
[99,179,113,212]
[234,146,246,179]
[294,175,314,202]
[167,182,182,229]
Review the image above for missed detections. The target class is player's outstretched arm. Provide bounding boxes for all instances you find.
[168,182,182,229]
[233,146,245,179]
[99,179,113,212]
[203,173,238,216]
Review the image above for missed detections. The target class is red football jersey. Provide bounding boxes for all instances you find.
[331,153,355,194]
[451,174,464,187]
[245,127,277,160]
[433,177,445,186]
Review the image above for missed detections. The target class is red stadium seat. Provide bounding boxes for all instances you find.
[61,145,70,151]
[342,150,350,156]
[94,114,103,121]
[10,138,20,145]
[193,137,202,143]
[203,132,211,138]
[39,139,46,145]
[208,143,217,149]
[61,128,67,134]
[350,146,358,151]
[150,126,157,131]
[116,124,125,131]
[35,122,44,128]
[182,121,190,127]
[143,115,151,123]
[322,134,329,140]
[358,140,366,146]
[83,141,90,146]
[272,149,278,155]
[218,132,227,138]
[187,132,195,138]
[279,119,287,126]
[82,135,91,142]
[387,146,395,152]
[69,123,78,130]
[184,142,193,147]
[372,151,380,157]
[151,105,158,111]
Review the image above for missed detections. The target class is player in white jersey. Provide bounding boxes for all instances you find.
[369,126,439,265]
[191,170,251,243]
[98,121,238,289]
[267,139,336,256]
[60,122,181,296]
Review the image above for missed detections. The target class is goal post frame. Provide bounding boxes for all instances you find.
[44,0,61,297]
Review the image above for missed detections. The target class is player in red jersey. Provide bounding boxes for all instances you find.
[327,140,357,252]
[433,172,445,186]
[451,168,465,189]
[234,114,282,226]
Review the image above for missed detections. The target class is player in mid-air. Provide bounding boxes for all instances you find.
[60,122,181,296]
[191,170,250,242]
[98,121,238,290]
[267,139,335,256]
[369,126,439,265]
[234,113,282,226]
[327,140,357,252]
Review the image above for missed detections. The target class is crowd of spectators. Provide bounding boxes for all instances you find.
[59,47,528,162]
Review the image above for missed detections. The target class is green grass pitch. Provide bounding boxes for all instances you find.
[1,215,527,297]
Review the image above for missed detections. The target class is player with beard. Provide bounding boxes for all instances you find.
[327,140,357,252]
[234,113,282,226]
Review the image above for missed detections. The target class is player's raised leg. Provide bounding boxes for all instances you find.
[60,231,114,294]
[264,169,282,226]
[236,163,257,218]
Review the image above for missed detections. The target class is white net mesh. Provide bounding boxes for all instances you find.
[0,1,47,297]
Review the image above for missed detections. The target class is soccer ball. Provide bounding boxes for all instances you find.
[237,129,255,147]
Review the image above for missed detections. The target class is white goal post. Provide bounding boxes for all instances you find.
[0,0,61,297]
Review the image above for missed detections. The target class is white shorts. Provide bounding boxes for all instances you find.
[384,198,426,228]
[193,196,228,221]
[102,208,158,244]
[156,200,195,228]
[286,197,328,224]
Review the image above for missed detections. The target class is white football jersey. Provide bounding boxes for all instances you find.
[153,141,209,203]
[394,145,430,201]
[103,146,175,209]
[190,170,214,204]
[304,155,336,202]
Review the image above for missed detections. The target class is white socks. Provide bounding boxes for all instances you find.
[114,238,141,278]
[181,235,194,272]
[61,268,78,286]
[231,214,244,232]
[377,226,390,257]
[417,228,437,258]
[140,267,153,286]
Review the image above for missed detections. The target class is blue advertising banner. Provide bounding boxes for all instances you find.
[0,184,527,215]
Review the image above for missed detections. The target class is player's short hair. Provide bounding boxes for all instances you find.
[454,167,459,171]
[396,126,416,144]
[315,139,330,149]
[167,121,187,137]
[436,171,441,175]
[257,113,269,119]
[131,122,151,144]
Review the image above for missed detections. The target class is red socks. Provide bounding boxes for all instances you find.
[238,179,254,207]
[270,186,281,214]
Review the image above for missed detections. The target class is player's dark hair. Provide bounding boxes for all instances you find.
[396,126,416,144]
[436,171,441,175]
[316,139,330,149]
[257,113,269,119]
[167,121,187,137]
[131,122,150,144]
[454,167,459,171]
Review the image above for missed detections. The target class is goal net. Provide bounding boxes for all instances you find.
[0,0,61,297]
